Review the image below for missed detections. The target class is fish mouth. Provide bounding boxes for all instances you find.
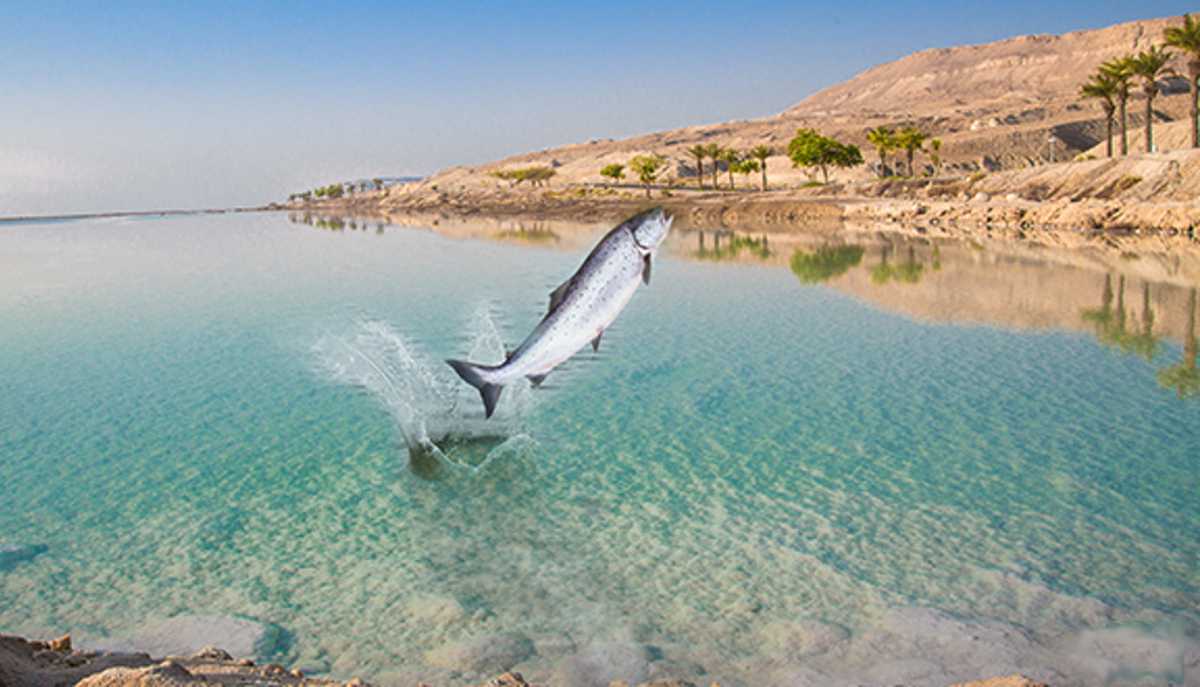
[632,209,672,249]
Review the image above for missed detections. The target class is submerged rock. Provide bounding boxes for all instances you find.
[78,615,285,661]
[0,542,48,569]
[425,633,535,675]
[760,619,848,659]
[550,642,651,687]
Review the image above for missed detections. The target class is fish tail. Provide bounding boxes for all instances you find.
[446,360,504,419]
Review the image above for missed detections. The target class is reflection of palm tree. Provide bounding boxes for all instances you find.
[1127,283,1161,361]
[790,245,865,284]
[872,247,895,285]
[694,231,771,262]
[1083,276,1161,360]
[1082,274,1116,330]
[1158,289,1200,399]
[894,246,925,284]
[872,245,924,285]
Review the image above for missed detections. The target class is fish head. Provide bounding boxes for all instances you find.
[631,207,672,252]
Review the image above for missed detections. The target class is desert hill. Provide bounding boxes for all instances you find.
[785,15,1178,117]
[396,13,1191,192]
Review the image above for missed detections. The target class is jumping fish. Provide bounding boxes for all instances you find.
[448,207,672,418]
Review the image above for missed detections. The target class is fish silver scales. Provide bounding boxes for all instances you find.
[448,207,672,418]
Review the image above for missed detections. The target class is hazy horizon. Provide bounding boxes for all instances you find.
[2,0,1194,217]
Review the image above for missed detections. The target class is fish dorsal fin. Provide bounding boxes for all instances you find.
[548,278,572,313]
[643,254,652,285]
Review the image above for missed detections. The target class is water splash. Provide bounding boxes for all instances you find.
[313,310,537,480]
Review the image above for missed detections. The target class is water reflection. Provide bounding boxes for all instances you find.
[1158,289,1200,400]
[494,222,560,244]
[872,245,927,285]
[1082,275,1161,362]
[289,213,386,234]
[692,230,771,262]
[295,212,1200,402]
[789,245,865,284]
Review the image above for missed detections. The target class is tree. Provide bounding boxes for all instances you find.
[749,144,773,191]
[1080,70,1120,157]
[702,143,722,188]
[629,154,666,197]
[488,166,556,187]
[600,163,625,186]
[1165,13,1200,149]
[895,126,929,177]
[521,167,556,187]
[866,126,896,177]
[1129,45,1173,153]
[685,145,708,189]
[718,148,741,189]
[928,138,943,175]
[733,159,759,189]
[373,178,384,190]
[1101,55,1135,155]
[787,128,863,184]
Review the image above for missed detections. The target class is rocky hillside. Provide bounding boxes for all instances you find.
[391,13,1191,194]
[785,15,1177,117]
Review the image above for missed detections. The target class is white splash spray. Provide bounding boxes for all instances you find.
[313,306,537,479]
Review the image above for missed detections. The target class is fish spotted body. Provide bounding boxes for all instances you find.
[448,207,672,418]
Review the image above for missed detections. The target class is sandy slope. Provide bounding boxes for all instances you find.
[291,13,1198,233]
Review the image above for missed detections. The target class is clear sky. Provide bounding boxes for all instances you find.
[1,0,1194,216]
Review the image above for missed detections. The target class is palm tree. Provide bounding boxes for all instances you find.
[749,145,773,191]
[685,145,708,189]
[1129,46,1173,153]
[1101,55,1135,155]
[702,143,722,188]
[866,125,896,177]
[1080,70,1119,157]
[895,126,929,177]
[1164,14,1200,149]
[719,148,741,189]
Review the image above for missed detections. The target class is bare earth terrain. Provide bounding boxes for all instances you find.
[291,14,1199,235]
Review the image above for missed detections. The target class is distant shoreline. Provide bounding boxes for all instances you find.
[0,206,275,225]
[282,149,1200,238]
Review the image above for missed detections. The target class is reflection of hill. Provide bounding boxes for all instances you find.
[298,211,1200,342]
[829,241,1199,342]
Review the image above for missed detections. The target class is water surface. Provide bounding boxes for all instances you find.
[1,213,1197,686]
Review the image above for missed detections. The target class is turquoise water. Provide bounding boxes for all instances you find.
[1,213,1198,686]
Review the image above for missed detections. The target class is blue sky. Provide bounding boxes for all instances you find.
[1,0,1194,215]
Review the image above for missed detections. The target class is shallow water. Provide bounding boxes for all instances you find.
[1,213,1198,686]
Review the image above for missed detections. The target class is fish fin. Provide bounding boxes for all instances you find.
[592,331,603,353]
[527,373,549,388]
[505,349,515,361]
[446,360,504,419]
[643,254,652,285]
[548,278,572,313]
